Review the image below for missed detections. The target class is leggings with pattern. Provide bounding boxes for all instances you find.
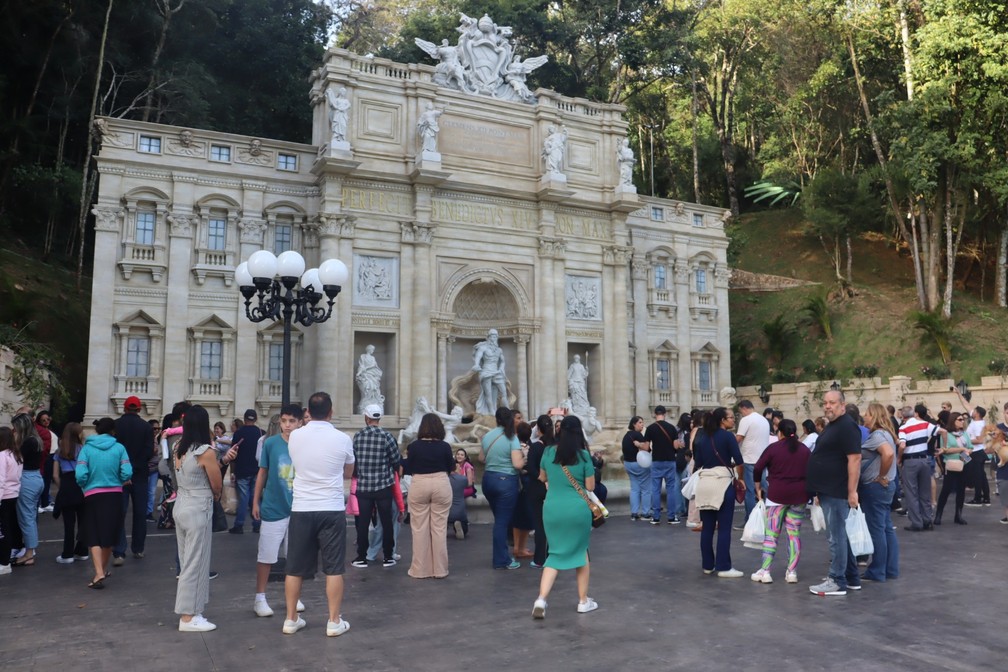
[760,504,805,572]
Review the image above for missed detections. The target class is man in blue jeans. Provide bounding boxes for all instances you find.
[645,405,683,524]
[806,390,862,596]
[229,409,264,534]
[735,400,770,523]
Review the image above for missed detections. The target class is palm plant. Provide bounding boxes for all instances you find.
[911,311,952,366]
[802,292,832,340]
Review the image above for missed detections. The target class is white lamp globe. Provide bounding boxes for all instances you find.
[234,261,253,287]
[247,250,278,280]
[300,267,321,292]
[276,250,306,279]
[318,258,349,286]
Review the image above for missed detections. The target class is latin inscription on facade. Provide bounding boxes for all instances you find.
[431,198,538,231]
[341,187,411,217]
[556,213,611,241]
[439,115,533,168]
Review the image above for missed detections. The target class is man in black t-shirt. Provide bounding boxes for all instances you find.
[112,396,155,562]
[645,405,682,524]
[230,409,265,534]
[806,390,862,597]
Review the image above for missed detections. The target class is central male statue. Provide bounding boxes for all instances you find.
[472,328,507,415]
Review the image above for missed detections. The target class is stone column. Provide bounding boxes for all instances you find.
[631,254,650,415]
[236,217,267,409]
[402,217,436,415]
[674,259,693,410]
[163,213,195,406]
[317,215,354,416]
[85,206,124,422]
[514,334,530,414]
[436,333,448,411]
[602,245,633,425]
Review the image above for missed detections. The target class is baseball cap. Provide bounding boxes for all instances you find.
[654,405,667,416]
[124,396,142,411]
[997,423,1008,435]
[363,404,383,420]
[243,408,258,421]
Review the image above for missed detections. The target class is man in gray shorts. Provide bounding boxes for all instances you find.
[283,392,356,637]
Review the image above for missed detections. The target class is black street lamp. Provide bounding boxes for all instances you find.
[830,380,842,392]
[234,250,349,407]
[955,379,972,403]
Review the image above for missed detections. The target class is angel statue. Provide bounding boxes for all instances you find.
[415,38,471,92]
[504,55,548,103]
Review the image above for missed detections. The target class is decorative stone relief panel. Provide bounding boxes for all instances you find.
[353,254,399,308]
[567,138,599,174]
[360,100,401,143]
[565,274,602,321]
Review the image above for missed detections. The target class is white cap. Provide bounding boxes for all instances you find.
[363,404,383,420]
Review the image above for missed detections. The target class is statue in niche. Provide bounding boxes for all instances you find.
[542,124,568,176]
[325,87,351,144]
[617,138,635,186]
[567,354,590,415]
[355,345,385,414]
[417,103,444,154]
[357,257,391,300]
[471,328,508,415]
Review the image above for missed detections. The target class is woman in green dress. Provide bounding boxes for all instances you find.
[531,415,597,619]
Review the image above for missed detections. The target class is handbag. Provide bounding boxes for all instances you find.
[709,437,745,504]
[561,463,608,528]
[945,458,964,472]
[212,499,229,533]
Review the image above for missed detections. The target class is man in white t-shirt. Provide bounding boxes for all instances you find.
[282,392,355,638]
[735,400,771,521]
[965,406,990,506]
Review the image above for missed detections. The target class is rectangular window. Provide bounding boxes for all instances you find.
[277,153,297,171]
[207,217,226,251]
[268,342,284,382]
[200,340,222,380]
[692,213,704,227]
[698,360,712,391]
[273,224,292,254]
[654,264,666,290]
[656,359,670,390]
[136,211,156,246]
[126,336,149,378]
[651,206,664,221]
[138,135,161,153]
[210,144,231,162]
[696,268,707,294]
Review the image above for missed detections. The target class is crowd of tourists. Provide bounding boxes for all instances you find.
[3,389,1007,634]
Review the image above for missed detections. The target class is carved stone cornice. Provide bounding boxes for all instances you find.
[538,236,566,258]
[167,213,194,238]
[92,207,124,232]
[239,217,267,244]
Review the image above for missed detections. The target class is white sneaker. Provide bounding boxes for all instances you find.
[717,568,744,578]
[785,571,798,584]
[74,554,89,561]
[43,505,54,513]
[282,616,306,634]
[0,564,11,576]
[454,520,465,539]
[750,569,773,583]
[576,597,598,613]
[56,555,75,564]
[254,599,274,617]
[297,599,305,612]
[179,615,216,632]
[532,597,547,619]
[326,618,350,637]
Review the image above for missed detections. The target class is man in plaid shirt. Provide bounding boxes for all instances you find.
[351,405,401,568]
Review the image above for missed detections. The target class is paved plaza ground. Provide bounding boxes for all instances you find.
[2,497,1004,671]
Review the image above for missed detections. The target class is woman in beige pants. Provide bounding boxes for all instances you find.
[405,414,455,579]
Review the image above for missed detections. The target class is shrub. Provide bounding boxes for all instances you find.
[771,370,797,383]
[802,292,832,340]
[852,364,878,378]
[813,363,837,380]
[920,364,951,380]
[988,359,1008,376]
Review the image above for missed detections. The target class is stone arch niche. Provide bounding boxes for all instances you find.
[443,276,526,417]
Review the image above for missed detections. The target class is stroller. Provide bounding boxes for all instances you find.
[156,473,177,529]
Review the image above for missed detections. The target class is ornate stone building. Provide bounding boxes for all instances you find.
[85,26,730,429]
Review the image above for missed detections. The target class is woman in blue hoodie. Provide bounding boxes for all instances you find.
[76,417,132,589]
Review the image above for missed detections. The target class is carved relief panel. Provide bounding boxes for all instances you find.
[352,254,399,308]
[565,274,602,321]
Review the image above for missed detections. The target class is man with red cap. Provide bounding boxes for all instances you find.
[112,396,154,564]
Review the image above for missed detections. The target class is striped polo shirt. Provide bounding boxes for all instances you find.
[898,419,937,454]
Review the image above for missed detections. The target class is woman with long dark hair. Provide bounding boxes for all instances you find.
[480,407,524,569]
[76,417,131,587]
[12,413,43,567]
[694,407,745,577]
[173,405,223,632]
[936,413,971,525]
[752,419,811,584]
[54,423,88,563]
[405,413,455,579]
[0,427,23,575]
[621,416,651,520]
[525,415,553,568]
[531,415,597,619]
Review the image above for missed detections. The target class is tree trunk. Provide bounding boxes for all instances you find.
[997,217,1008,308]
[897,0,915,101]
[692,78,700,203]
[75,0,115,291]
[845,234,853,284]
[942,185,965,318]
[141,0,187,122]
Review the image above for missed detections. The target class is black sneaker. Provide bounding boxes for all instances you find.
[669,516,681,525]
[649,519,661,526]
[351,559,368,568]
[209,570,219,580]
[228,526,243,534]
[999,517,1008,525]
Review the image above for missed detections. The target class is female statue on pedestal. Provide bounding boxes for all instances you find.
[355,345,385,413]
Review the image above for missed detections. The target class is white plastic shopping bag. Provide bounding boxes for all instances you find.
[681,474,698,500]
[810,503,825,532]
[845,506,874,556]
[741,500,766,549]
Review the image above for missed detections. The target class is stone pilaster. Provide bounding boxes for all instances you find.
[85,206,124,421]
[631,254,650,415]
[674,259,692,410]
[602,245,633,424]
